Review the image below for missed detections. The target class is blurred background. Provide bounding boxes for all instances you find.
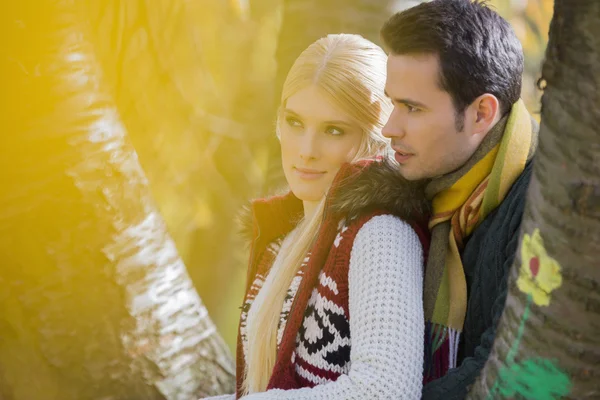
[146,0,552,353]
[2,0,553,360]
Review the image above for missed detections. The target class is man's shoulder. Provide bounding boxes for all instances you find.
[507,159,534,202]
[464,159,534,258]
[496,158,533,219]
[481,159,533,231]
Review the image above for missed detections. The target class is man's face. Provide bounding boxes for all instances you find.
[383,53,481,180]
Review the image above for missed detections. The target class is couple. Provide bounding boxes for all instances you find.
[211,1,537,399]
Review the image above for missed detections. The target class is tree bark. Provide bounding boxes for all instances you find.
[79,0,280,337]
[0,1,234,399]
[468,1,600,398]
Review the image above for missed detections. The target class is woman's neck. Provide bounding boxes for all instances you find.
[302,200,320,222]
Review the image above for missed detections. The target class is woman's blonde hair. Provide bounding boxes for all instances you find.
[242,33,392,394]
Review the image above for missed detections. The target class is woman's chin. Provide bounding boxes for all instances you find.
[289,186,325,203]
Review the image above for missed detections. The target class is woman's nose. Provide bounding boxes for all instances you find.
[298,130,320,161]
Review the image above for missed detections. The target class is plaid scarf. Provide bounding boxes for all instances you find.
[423,99,538,380]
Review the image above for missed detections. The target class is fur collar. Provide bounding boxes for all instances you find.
[328,158,429,221]
[238,159,430,245]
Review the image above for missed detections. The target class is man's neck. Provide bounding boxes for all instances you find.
[425,114,510,200]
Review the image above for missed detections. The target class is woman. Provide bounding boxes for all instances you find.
[210,33,429,399]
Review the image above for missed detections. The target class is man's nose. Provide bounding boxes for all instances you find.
[382,108,405,139]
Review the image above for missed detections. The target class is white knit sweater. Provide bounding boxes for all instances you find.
[205,215,424,400]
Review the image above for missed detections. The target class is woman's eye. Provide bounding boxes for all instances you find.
[285,116,302,127]
[406,104,419,113]
[325,126,345,136]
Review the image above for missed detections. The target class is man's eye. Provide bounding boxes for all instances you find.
[406,104,419,113]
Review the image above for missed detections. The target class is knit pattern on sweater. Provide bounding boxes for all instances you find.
[239,238,308,358]
[237,215,424,399]
[241,218,355,386]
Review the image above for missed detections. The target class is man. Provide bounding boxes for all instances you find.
[380,1,538,398]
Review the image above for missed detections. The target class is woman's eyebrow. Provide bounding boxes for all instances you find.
[283,108,353,127]
[323,120,353,127]
[282,108,300,116]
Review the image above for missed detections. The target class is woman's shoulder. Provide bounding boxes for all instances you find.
[344,213,429,258]
[340,215,425,291]
[357,213,419,234]
[334,213,422,253]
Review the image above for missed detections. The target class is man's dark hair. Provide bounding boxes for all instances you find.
[381,0,523,130]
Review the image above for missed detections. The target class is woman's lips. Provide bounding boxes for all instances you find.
[294,167,326,180]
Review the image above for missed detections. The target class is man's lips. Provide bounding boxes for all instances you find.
[392,148,415,164]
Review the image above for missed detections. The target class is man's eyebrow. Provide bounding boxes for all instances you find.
[384,91,428,109]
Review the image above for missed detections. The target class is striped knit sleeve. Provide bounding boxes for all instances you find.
[240,214,424,400]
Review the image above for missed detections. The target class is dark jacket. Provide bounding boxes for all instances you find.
[422,160,534,399]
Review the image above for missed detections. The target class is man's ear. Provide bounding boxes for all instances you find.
[470,93,501,135]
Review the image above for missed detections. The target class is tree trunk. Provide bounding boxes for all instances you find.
[79,0,282,342]
[0,1,235,399]
[468,1,600,399]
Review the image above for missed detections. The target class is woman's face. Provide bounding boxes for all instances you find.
[280,85,364,203]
